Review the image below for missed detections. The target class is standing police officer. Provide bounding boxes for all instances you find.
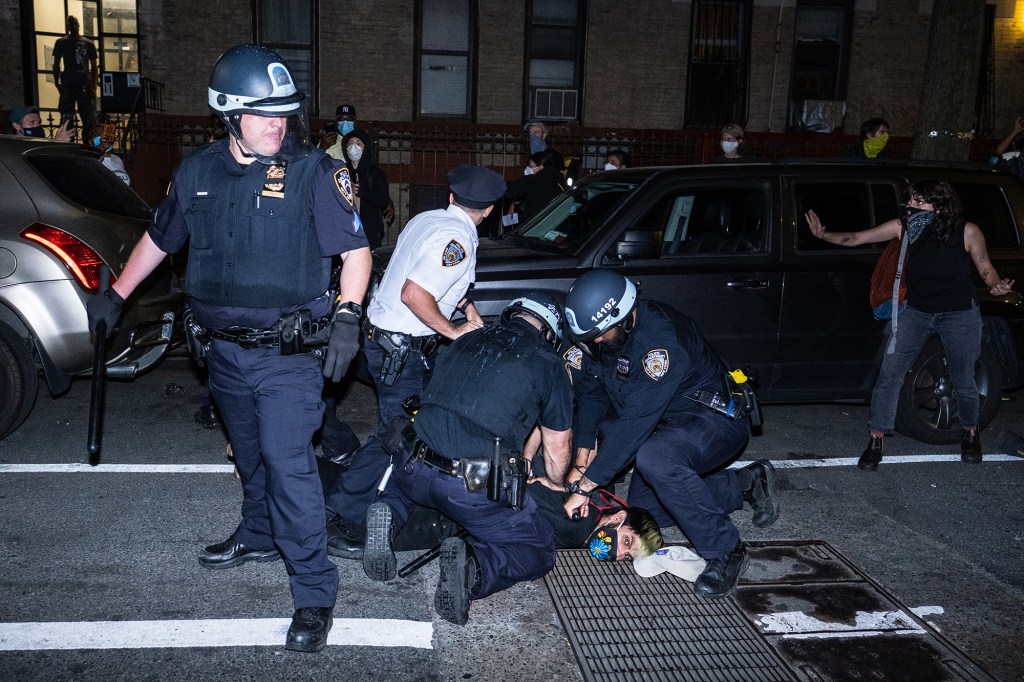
[86,45,371,652]
[325,164,506,558]
[560,271,779,598]
[361,293,572,624]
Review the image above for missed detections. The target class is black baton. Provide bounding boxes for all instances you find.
[87,265,110,464]
[397,528,470,578]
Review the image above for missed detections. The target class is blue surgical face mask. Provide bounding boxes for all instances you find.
[529,133,546,154]
[338,120,355,135]
[92,136,112,152]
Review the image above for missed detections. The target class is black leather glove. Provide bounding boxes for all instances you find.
[86,287,125,338]
[321,313,361,382]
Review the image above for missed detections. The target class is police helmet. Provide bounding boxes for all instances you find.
[563,270,637,343]
[207,45,311,162]
[501,292,563,346]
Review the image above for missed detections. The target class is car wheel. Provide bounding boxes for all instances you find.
[895,336,1003,445]
[0,323,39,440]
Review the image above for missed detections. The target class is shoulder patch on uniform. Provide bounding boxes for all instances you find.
[441,239,467,267]
[642,349,670,381]
[563,345,583,370]
[333,167,354,206]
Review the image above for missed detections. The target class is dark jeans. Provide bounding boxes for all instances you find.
[207,340,338,609]
[323,336,429,524]
[624,410,749,559]
[382,459,556,599]
[869,302,983,433]
[57,80,96,130]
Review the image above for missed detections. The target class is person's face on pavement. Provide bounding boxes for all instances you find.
[238,114,286,157]
[601,511,641,561]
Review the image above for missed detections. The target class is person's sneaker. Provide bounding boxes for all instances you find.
[362,502,397,581]
[284,607,333,653]
[858,435,883,471]
[694,543,749,599]
[740,460,780,528]
[961,429,983,463]
[434,537,477,625]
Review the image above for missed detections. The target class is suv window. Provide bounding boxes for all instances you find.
[614,182,770,258]
[950,181,1020,250]
[25,153,151,221]
[794,181,899,251]
[514,179,638,253]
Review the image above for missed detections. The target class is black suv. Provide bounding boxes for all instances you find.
[374,161,1024,444]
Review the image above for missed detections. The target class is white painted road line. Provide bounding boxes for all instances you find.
[0,455,1019,475]
[755,608,936,640]
[0,618,434,651]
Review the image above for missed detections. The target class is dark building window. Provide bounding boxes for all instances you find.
[788,0,852,132]
[415,0,475,119]
[525,0,585,123]
[975,4,995,137]
[254,0,316,115]
[685,0,751,129]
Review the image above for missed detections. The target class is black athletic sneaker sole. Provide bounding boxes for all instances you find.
[434,538,471,625]
[363,502,396,582]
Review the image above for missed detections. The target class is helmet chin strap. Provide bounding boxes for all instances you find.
[223,115,282,165]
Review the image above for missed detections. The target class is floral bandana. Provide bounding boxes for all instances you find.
[587,519,625,562]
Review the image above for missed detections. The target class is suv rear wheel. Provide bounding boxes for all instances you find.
[0,323,39,439]
[895,335,1002,444]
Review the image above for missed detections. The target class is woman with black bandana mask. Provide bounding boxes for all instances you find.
[806,180,1013,468]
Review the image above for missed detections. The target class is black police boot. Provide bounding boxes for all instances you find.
[327,515,365,560]
[961,429,983,463]
[284,606,333,653]
[739,459,780,528]
[193,404,221,429]
[198,538,279,570]
[363,502,397,582]
[434,537,478,625]
[694,542,749,599]
[858,436,883,471]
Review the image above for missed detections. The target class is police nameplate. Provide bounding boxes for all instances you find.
[442,239,467,267]
[334,167,354,206]
[643,349,669,381]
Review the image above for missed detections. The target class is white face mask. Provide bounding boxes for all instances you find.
[721,140,739,154]
[347,144,363,161]
[604,162,618,171]
[523,166,535,175]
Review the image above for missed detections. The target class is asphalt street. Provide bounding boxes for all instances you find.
[1,351,1022,681]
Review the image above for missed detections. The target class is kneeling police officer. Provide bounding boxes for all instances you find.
[560,271,779,598]
[87,45,372,651]
[360,293,572,624]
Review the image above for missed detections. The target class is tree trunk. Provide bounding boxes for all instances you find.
[911,0,986,162]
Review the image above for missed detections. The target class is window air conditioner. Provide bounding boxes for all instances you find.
[534,89,578,120]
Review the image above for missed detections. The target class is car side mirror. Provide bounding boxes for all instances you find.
[611,229,661,260]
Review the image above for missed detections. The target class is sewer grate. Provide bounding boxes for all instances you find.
[545,541,996,682]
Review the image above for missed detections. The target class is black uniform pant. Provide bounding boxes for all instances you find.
[207,340,338,609]
[624,410,749,559]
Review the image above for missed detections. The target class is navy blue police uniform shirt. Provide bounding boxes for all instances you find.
[569,300,727,486]
[148,138,368,329]
[413,318,574,460]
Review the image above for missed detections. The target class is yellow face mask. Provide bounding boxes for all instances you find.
[863,133,889,158]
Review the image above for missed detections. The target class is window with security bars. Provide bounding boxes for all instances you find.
[685,0,751,129]
[416,0,475,119]
[254,0,316,116]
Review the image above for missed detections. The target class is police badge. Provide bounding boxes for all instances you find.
[442,239,466,267]
[642,349,669,381]
[261,163,287,199]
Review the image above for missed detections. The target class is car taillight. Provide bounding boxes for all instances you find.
[20,223,116,292]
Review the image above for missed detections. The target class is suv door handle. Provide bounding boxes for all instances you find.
[727,279,769,289]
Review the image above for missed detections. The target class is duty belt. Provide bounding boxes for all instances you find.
[412,440,461,478]
[362,320,439,354]
[207,326,280,349]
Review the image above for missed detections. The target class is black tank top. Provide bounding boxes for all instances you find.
[905,222,975,313]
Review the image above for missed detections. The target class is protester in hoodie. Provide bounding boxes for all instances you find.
[341,128,391,250]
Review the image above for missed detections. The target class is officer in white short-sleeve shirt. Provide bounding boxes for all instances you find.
[325,164,508,559]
